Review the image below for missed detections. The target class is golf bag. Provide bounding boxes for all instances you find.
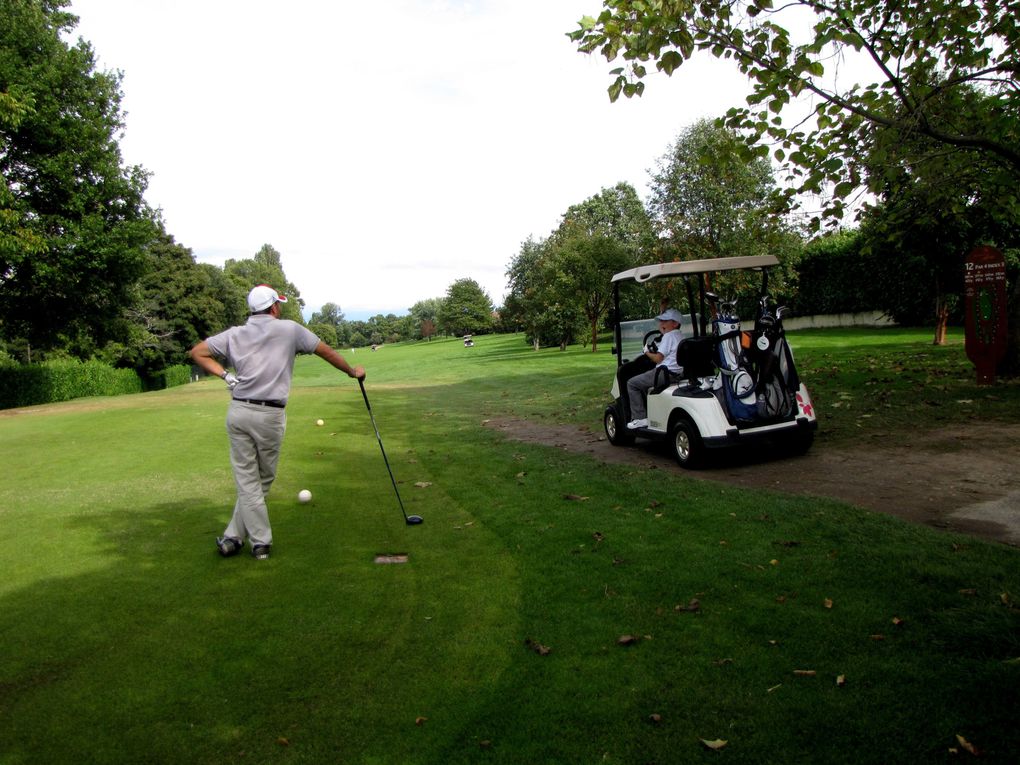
[712,312,758,423]
[751,305,799,420]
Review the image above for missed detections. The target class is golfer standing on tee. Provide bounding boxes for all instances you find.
[190,284,365,560]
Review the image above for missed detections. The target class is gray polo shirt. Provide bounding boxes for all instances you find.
[206,315,320,404]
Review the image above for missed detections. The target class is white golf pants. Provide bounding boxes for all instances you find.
[224,401,287,547]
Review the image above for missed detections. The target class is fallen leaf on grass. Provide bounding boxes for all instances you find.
[824,598,834,609]
[892,617,904,626]
[770,559,779,566]
[676,598,701,613]
[793,669,817,677]
[563,494,590,501]
[414,481,432,489]
[700,739,728,751]
[836,675,846,687]
[1001,592,1012,606]
[955,734,979,755]
[766,683,782,693]
[277,738,290,747]
[617,635,639,646]
[870,634,886,641]
[959,588,978,596]
[525,638,551,656]
[516,471,526,479]
[648,713,662,725]
[415,717,428,726]
[592,532,604,542]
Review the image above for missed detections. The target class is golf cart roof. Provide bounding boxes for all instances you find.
[611,255,780,284]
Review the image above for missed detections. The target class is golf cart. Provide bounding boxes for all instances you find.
[604,255,817,468]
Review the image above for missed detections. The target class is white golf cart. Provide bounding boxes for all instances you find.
[604,255,817,467]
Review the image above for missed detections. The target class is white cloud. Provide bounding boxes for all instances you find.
[69,0,749,319]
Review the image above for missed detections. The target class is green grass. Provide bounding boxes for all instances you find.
[1,329,1018,764]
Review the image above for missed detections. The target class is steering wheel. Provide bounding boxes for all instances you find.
[643,330,663,353]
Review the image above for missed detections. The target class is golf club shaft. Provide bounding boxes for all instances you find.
[359,379,410,521]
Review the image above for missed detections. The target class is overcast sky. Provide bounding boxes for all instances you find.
[67,0,750,320]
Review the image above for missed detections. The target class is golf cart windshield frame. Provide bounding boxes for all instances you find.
[611,255,781,365]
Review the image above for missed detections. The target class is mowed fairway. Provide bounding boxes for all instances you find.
[1,332,1018,764]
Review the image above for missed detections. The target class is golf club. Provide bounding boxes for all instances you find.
[359,378,423,526]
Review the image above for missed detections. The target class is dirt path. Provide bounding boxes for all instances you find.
[485,418,1020,548]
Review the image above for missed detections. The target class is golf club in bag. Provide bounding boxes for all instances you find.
[359,379,423,526]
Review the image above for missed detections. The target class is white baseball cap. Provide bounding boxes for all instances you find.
[247,284,288,312]
[656,308,684,324]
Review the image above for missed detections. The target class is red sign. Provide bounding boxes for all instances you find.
[963,245,1008,384]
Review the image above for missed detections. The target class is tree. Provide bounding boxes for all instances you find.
[224,244,304,322]
[549,229,633,352]
[560,181,655,254]
[571,1,1018,212]
[854,84,1019,344]
[505,184,653,351]
[309,301,348,344]
[648,119,802,302]
[409,297,443,339]
[505,237,552,348]
[310,302,345,328]
[651,121,779,254]
[307,322,338,347]
[0,0,158,357]
[437,278,494,337]
[103,232,246,375]
[570,0,1020,370]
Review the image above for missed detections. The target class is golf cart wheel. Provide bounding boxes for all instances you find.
[604,405,635,446]
[669,419,703,469]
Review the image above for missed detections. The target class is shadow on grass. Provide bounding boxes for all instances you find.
[0,494,522,765]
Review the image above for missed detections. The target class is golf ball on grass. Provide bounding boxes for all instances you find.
[298,489,312,503]
[316,419,324,426]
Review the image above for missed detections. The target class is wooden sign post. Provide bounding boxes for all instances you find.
[963,245,1008,384]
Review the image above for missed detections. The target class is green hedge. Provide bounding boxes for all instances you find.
[0,359,147,410]
[792,231,889,316]
[147,364,192,391]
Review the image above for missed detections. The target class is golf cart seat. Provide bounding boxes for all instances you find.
[676,336,717,383]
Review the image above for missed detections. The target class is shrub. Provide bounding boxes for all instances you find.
[146,364,192,391]
[0,359,144,409]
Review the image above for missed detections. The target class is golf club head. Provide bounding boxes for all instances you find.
[406,515,424,525]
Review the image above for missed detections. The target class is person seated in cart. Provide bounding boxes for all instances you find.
[627,308,685,429]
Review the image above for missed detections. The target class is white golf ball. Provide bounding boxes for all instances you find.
[298,489,312,503]
[316,419,324,426]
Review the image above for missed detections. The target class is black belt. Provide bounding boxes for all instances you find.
[233,398,285,409]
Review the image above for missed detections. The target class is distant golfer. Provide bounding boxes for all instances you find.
[190,284,365,560]
[626,308,684,429]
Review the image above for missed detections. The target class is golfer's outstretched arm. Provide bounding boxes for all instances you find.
[315,341,365,379]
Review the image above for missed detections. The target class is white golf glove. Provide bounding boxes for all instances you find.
[223,372,239,390]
